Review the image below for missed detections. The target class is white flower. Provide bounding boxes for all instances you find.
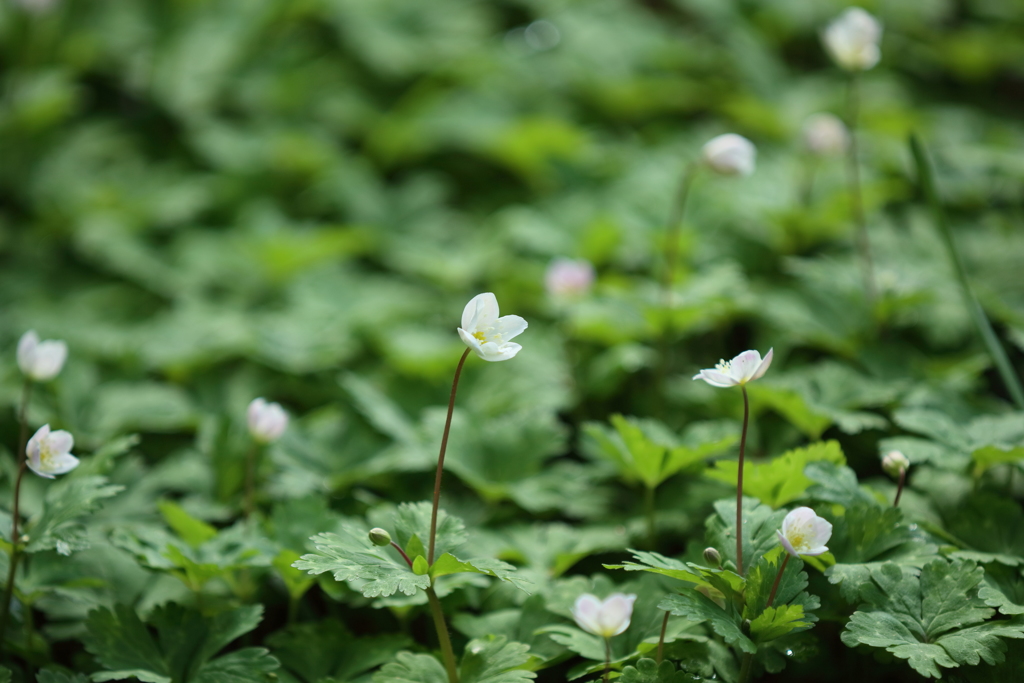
[17,330,68,382]
[457,293,528,362]
[693,348,774,388]
[26,424,79,479]
[247,398,288,443]
[802,113,850,156]
[822,8,882,72]
[777,506,832,558]
[881,450,909,479]
[571,593,637,638]
[545,258,595,299]
[702,134,756,177]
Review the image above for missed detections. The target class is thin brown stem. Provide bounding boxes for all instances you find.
[736,385,749,576]
[893,468,906,508]
[390,541,414,568]
[0,380,33,647]
[243,443,259,518]
[644,486,656,549]
[428,348,471,565]
[656,611,670,664]
[845,73,877,303]
[426,586,459,683]
[604,637,612,683]
[766,553,791,609]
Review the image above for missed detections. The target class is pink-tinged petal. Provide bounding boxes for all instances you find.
[494,315,528,341]
[750,348,773,382]
[600,594,637,636]
[26,424,50,459]
[46,453,79,476]
[693,369,737,388]
[571,594,603,636]
[777,530,799,558]
[27,459,55,479]
[47,429,74,455]
[730,350,763,383]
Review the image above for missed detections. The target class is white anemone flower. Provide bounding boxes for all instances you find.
[26,424,79,479]
[457,293,528,362]
[247,398,288,443]
[702,133,756,177]
[545,258,595,299]
[822,8,882,72]
[571,593,637,638]
[693,348,773,388]
[17,330,68,382]
[777,506,832,558]
[802,113,850,156]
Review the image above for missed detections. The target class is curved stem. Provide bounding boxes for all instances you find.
[603,637,612,683]
[428,348,471,565]
[390,541,414,568]
[244,443,259,518]
[845,72,877,303]
[644,486,656,549]
[656,611,670,664]
[893,468,906,508]
[0,380,33,647]
[426,586,460,683]
[766,553,791,609]
[738,652,754,683]
[736,386,749,576]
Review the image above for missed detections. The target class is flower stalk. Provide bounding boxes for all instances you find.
[766,553,791,609]
[845,73,877,303]
[426,586,460,683]
[656,611,669,664]
[736,385,749,575]
[0,380,33,647]
[428,347,471,566]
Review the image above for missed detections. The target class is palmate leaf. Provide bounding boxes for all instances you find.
[742,548,817,622]
[293,527,430,598]
[659,589,755,654]
[374,637,535,683]
[393,501,467,560]
[606,550,745,602]
[841,559,1024,678]
[749,605,812,643]
[705,441,846,509]
[944,494,1024,567]
[24,476,124,554]
[979,564,1024,616]
[803,461,880,509]
[618,658,696,683]
[706,497,789,573]
[430,554,532,592]
[268,620,413,683]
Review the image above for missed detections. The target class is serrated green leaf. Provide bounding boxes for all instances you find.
[373,652,448,683]
[157,500,218,549]
[705,441,846,509]
[268,620,413,683]
[945,494,1024,567]
[430,554,530,592]
[979,564,1024,616]
[393,502,467,561]
[749,604,811,643]
[617,658,693,683]
[803,461,879,509]
[24,476,123,554]
[37,672,87,683]
[82,605,169,681]
[294,528,430,598]
[659,590,755,654]
[459,636,535,683]
[706,497,789,574]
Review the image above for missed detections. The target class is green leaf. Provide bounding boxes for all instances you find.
[293,527,430,598]
[373,653,448,683]
[748,385,832,439]
[749,604,812,643]
[37,672,87,683]
[742,548,815,621]
[945,494,1024,567]
[429,554,531,592]
[606,550,745,599]
[82,605,169,682]
[804,461,880,509]
[273,550,315,601]
[980,564,1024,616]
[659,589,756,654]
[841,559,1024,678]
[458,636,535,683]
[24,476,123,554]
[157,500,217,549]
[268,620,413,683]
[705,441,846,508]
[706,497,789,574]
[393,502,467,561]
[972,445,1024,477]
[618,658,693,683]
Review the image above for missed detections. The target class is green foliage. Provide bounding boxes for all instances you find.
[374,637,535,683]
[618,658,698,683]
[842,560,1024,678]
[294,527,430,598]
[705,441,846,508]
[706,497,789,573]
[23,476,123,554]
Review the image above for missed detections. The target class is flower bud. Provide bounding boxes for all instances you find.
[545,258,595,299]
[703,547,722,567]
[247,398,288,444]
[881,450,909,479]
[368,528,392,547]
[701,133,756,177]
[822,8,882,72]
[802,113,849,157]
[17,330,68,382]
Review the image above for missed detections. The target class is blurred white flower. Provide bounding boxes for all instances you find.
[26,424,79,479]
[247,398,288,443]
[881,450,909,479]
[12,0,58,14]
[777,506,832,558]
[702,133,756,177]
[17,330,67,382]
[693,349,773,388]
[802,113,850,156]
[458,293,528,362]
[823,8,882,72]
[571,593,637,638]
[545,258,595,299]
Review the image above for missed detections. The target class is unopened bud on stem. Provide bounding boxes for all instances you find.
[881,450,909,480]
[368,528,392,547]
[703,547,722,567]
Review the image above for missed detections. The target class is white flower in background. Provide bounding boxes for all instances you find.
[247,398,288,443]
[802,113,850,156]
[881,450,910,479]
[701,133,756,177]
[822,8,882,72]
[571,593,637,638]
[26,424,79,479]
[458,293,528,362]
[17,330,68,382]
[777,506,832,558]
[545,258,595,299]
[693,348,774,388]
[12,0,58,14]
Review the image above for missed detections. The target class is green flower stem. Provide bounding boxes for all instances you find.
[644,486,656,549]
[736,385,750,576]
[656,611,670,664]
[243,443,260,518]
[390,541,414,568]
[845,72,877,303]
[738,652,754,683]
[893,468,906,508]
[426,585,460,683]
[428,348,471,565]
[909,134,1024,410]
[766,553,791,609]
[603,637,612,683]
[0,380,33,648]
[799,154,819,207]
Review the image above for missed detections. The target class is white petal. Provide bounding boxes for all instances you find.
[571,594,604,636]
[17,330,39,374]
[478,341,522,362]
[32,340,67,380]
[494,315,528,342]
[599,593,637,637]
[730,350,763,383]
[26,424,50,459]
[46,429,74,455]
[461,293,499,332]
[44,453,79,476]
[693,369,737,388]
[750,348,773,382]
[777,530,799,558]
[458,328,484,357]
[27,458,55,479]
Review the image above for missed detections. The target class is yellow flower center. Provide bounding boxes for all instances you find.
[787,531,806,551]
[473,331,487,342]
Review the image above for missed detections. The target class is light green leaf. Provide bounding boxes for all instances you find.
[659,590,755,654]
[157,500,217,549]
[705,441,846,508]
[749,604,811,643]
[294,528,430,598]
[429,554,530,592]
[25,476,123,554]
